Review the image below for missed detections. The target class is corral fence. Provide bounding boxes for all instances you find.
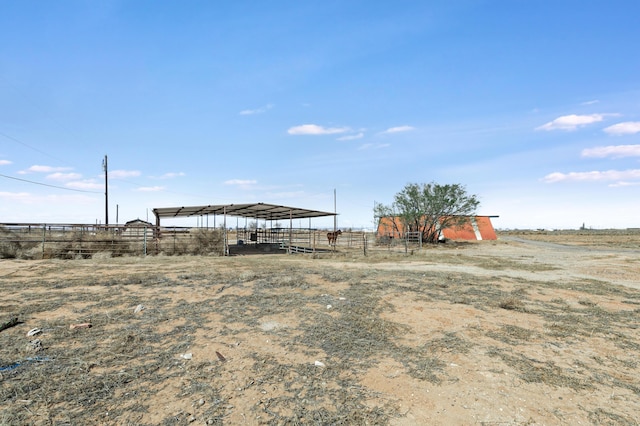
[225,228,375,255]
[375,231,434,254]
[0,223,223,259]
[0,223,423,259]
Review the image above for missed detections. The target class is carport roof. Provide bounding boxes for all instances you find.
[152,203,337,222]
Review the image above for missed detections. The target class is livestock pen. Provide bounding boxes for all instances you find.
[1,222,434,260]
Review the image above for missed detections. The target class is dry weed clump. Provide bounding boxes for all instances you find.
[157,228,224,256]
[486,347,593,391]
[487,324,535,346]
[498,296,526,311]
[0,227,40,259]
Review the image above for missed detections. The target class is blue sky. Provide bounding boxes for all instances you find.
[1,1,639,229]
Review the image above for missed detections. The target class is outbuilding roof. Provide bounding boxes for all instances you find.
[152,202,337,222]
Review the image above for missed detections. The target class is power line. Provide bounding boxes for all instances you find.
[2,126,220,201]
[0,131,69,166]
[0,173,102,194]
[0,72,82,167]
[0,129,104,195]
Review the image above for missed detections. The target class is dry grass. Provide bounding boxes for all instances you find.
[500,228,640,249]
[1,233,640,424]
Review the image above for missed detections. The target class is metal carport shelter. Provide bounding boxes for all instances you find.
[152,202,337,254]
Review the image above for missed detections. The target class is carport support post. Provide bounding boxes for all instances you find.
[154,210,161,254]
[333,188,337,252]
[288,209,293,254]
[223,206,228,256]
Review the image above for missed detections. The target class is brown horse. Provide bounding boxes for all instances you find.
[327,230,342,245]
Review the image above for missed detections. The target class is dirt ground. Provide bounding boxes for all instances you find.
[1,232,639,425]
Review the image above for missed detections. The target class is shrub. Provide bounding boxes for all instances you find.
[498,296,525,311]
[189,228,224,255]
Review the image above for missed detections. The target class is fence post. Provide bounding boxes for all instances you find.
[143,226,147,256]
[42,224,46,257]
[363,233,367,256]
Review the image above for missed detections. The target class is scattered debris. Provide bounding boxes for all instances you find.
[327,304,332,309]
[260,321,283,331]
[215,351,226,362]
[26,339,43,352]
[134,304,145,314]
[0,316,19,332]
[0,356,52,372]
[69,323,92,330]
[314,360,326,367]
[180,353,193,360]
[26,327,42,337]
[0,361,20,372]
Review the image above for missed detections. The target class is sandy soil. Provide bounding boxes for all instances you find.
[1,234,639,425]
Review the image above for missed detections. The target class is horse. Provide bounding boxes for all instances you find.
[327,230,342,245]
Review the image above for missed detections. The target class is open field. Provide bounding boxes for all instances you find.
[1,232,640,425]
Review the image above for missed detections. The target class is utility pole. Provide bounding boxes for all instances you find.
[103,155,109,225]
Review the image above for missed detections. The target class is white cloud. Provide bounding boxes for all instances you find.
[609,181,640,188]
[47,172,82,181]
[224,179,257,186]
[380,125,415,134]
[160,172,186,179]
[136,186,165,192]
[358,143,390,150]
[0,191,32,201]
[542,169,640,183]
[0,160,12,166]
[337,132,364,141]
[67,180,104,190]
[536,114,607,131]
[580,100,599,105]
[582,144,640,158]
[287,124,349,135]
[110,170,141,179]
[239,104,274,115]
[603,121,640,135]
[24,165,72,173]
[149,172,186,179]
